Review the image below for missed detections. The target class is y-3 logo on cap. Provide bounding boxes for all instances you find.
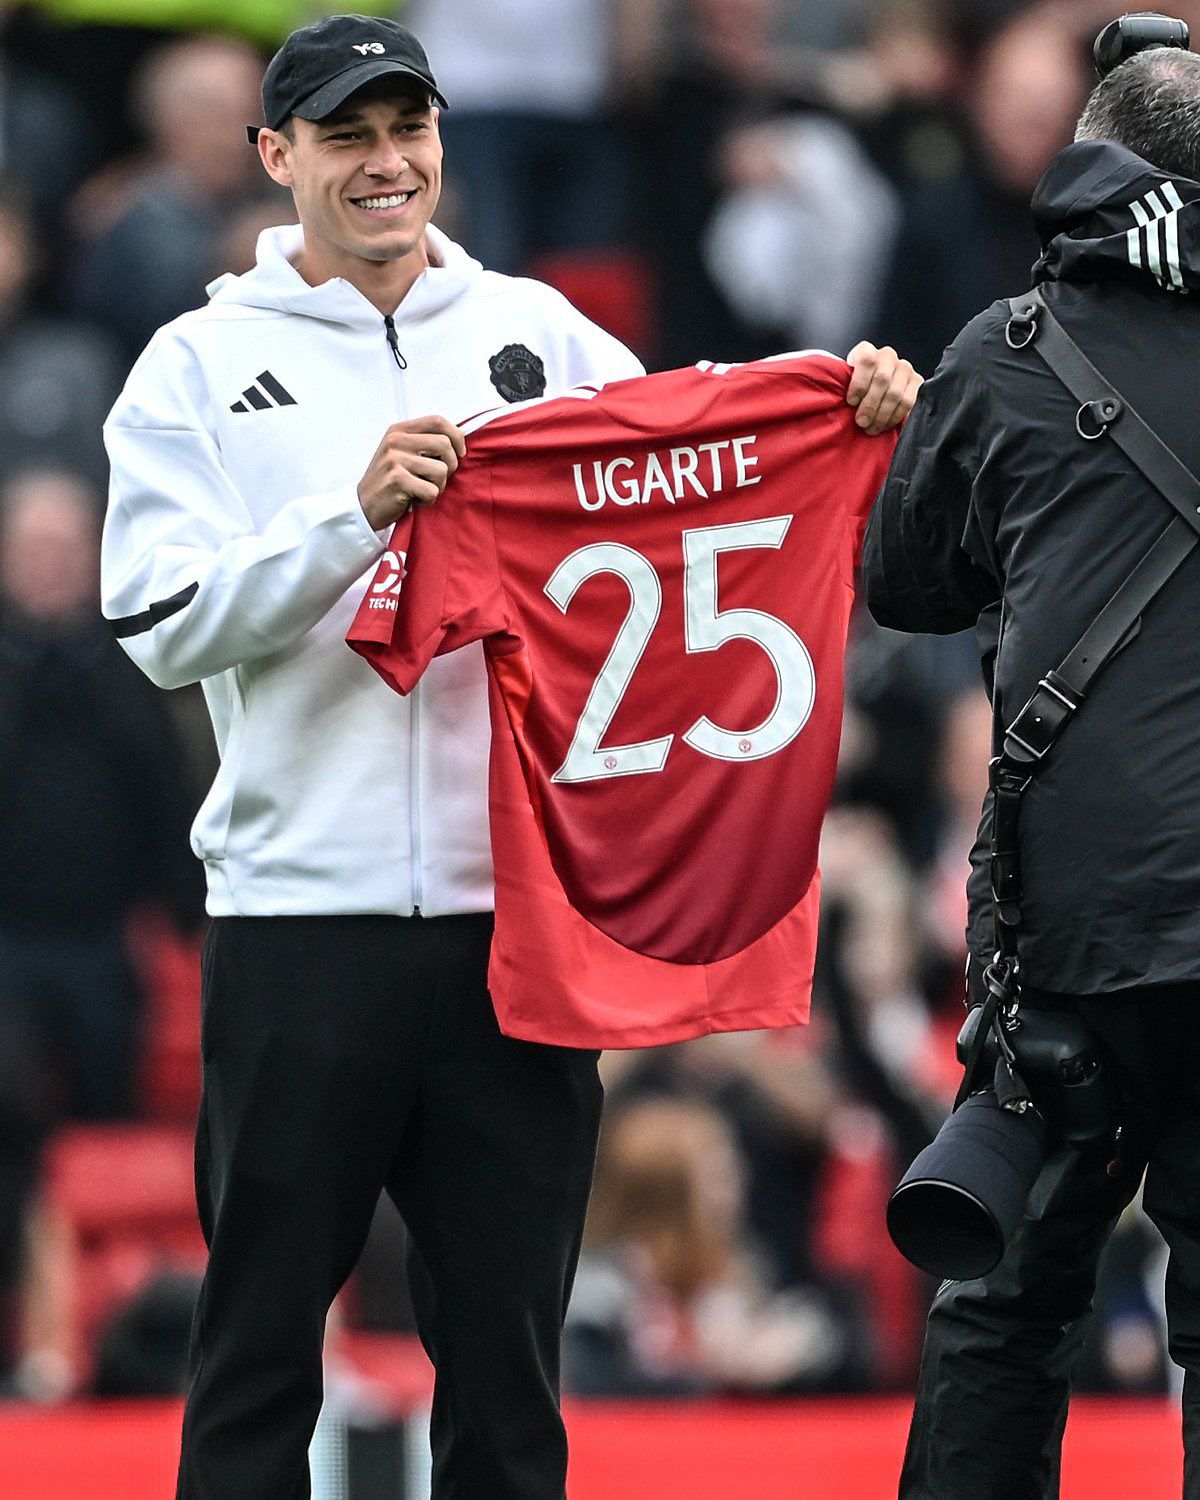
[352,42,386,55]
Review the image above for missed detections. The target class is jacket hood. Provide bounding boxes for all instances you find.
[1032,138,1200,293]
[205,222,484,329]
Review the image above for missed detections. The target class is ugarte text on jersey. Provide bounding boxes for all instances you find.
[571,435,761,511]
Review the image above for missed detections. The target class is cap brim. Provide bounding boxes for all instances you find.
[291,59,449,123]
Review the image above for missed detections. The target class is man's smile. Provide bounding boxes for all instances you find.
[349,190,416,216]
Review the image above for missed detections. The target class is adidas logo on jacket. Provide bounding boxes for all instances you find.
[101,224,643,919]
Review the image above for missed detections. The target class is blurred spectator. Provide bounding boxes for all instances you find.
[91,1269,199,1396]
[0,468,205,1121]
[0,179,121,488]
[703,113,899,355]
[924,686,991,976]
[408,0,627,275]
[2,1189,74,1401]
[637,0,806,366]
[838,611,958,868]
[70,35,289,360]
[1076,1202,1170,1396]
[811,811,959,1383]
[817,808,948,1165]
[874,6,1090,373]
[210,198,297,281]
[812,0,1006,189]
[0,4,97,236]
[565,1097,857,1396]
[0,999,47,1394]
[605,1028,842,1293]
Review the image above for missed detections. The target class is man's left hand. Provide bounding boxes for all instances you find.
[845,342,923,434]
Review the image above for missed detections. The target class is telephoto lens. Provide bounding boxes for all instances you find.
[886,1089,1049,1280]
[886,999,1117,1279]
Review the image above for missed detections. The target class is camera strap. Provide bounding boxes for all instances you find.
[959,288,1200,1107]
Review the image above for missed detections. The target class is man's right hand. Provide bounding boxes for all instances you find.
[358,416,467,530]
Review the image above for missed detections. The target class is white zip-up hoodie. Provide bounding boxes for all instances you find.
[101,224,643,917]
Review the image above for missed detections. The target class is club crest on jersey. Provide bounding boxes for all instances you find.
[489,344,546,403]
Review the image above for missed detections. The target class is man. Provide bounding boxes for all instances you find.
[101,15,916,1498]
[0,468,203,1120]
[73,35,283,362]
[0,181,121,487]
[864,42,1200,1500]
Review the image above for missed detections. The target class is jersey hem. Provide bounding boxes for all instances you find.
[492,996,812,1050]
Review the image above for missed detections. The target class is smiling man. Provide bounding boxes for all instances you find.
[99,14,916,1500]
[259,78,444,313]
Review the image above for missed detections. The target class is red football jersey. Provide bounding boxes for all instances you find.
[348,354,897,1047]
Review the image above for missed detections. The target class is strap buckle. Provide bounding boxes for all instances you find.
[1004,674,1080,761]
[990,849,1022,909]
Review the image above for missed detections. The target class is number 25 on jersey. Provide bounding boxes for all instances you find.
[545,516,816,785]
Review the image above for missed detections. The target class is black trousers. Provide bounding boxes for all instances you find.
[176,915,604,1500]
[900,985,1200,1500]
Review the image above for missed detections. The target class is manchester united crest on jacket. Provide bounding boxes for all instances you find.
[489,343,546,402]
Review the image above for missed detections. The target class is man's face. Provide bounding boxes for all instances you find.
[0,480,100,624]
[263,87,442,273]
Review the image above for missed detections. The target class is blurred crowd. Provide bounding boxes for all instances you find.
[0,0,1183,1407]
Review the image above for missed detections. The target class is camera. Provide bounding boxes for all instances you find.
[955,1003,1116,1149]
[1094,13,1191,78]
[886,1003,1119,1280]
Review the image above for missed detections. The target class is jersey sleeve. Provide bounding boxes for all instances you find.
[346,452,511,693]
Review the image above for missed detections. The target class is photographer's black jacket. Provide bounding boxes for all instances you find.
[863,139,1200,995]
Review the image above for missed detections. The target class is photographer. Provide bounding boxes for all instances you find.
[863,26,1200,1500]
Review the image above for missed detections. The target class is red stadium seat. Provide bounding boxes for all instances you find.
[44,1124,205,1379]
[525,249,656,361]
[127,909,202,1122]
[812,1110,923,1389]
[46,1124,197,1235]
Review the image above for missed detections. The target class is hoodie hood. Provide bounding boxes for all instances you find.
[1032,138,1200,293]
[204,222,484,329]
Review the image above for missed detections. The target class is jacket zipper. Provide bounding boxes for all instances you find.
[383,314,421,913]
[410,680,423,916]
[384,315,407,370]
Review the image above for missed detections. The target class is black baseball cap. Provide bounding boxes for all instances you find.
[247,14,448,144]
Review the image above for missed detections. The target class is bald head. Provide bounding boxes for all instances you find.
[1076,46,1200,181]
